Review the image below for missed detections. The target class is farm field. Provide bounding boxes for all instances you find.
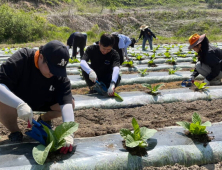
[1,43,222,169]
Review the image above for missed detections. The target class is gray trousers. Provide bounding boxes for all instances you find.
[196,61,222,85]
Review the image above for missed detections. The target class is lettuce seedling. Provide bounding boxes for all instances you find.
[138,69,148,77]
[114,92,123,101]
[178,54,187,58]
[192,56,197,63]
[130,52,137,57]
[194,82,209,90]
[152,47,157,53]
[144,53,149,57]
[120,118,157,148]
[135,54,143,60]
[176,112,211,135]
[122,60,134,67]
[150,53,156,59]
[164,52,171,58]
[69,58,80,63]
[33,122,79,165]
[168,67,181,75]
[148,58,156,66]
[142,83,164,95]
[166,57,177,65]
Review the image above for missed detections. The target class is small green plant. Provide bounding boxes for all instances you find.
[164,46,171,52]
[192,56,197,63]
[164,52,171,58]
[135,54,143,60]
[142,83,164,95]
[194,52,198,57]
[120,118,157,148]
[188,51,192,54]
[190,69,194,72]
[157,53,163,56]
[130,52,137,57]
[148,58,156,66]
[144,53,149,57]
[150,53,156,59]
[194,82,209,90]
[178,54,187,58]
[69,58,80,63]
[33,122,79,165]
[176,112,211,135]
[122,60,134,67]
[152,47,157,53]
[114,92,123,101]
[166,57,177,65]
[168,67,181,75]
[138,69,148,77]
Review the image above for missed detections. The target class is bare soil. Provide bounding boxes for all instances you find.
[1,81,222,169]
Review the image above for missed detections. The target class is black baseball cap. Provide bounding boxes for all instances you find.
[41,40,69,77]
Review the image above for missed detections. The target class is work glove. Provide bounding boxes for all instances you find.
[108,82,115,96]
[17,103,33,125]
[203,78,210,86]
[89,70,97,83]
[156,37,158,40]
[60,134,74,154]
[136,39,139,43]
[125,56,129,61]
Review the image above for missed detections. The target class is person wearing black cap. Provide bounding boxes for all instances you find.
[0,40,75,154]
[67,32,87,59]
[188,33,222,86]
[80,33,121,95]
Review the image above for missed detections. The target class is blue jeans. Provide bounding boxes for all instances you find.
[142,37,153,50]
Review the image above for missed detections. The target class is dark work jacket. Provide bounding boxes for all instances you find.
[138,28,156,39]
[191,45,222,81]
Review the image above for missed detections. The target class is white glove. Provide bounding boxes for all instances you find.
[17,103,33,124]
[125,56,129,61]
[204,78,210,86]
[156,38,158,40]
[89,70,97,83]
[60,134,74,154]
[108,82,115,96]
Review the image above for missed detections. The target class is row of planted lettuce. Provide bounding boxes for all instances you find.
[0,43,222,169]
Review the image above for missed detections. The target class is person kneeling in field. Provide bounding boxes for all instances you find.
[188,33,222,86]
[0,40,75,154]
[80,33,121,96]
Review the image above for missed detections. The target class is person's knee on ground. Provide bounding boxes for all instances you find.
[195,62,211,77]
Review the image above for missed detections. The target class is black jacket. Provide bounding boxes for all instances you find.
[139,28,156,39]
[191,45,222,81]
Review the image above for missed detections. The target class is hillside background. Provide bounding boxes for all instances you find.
[0,0,222,47]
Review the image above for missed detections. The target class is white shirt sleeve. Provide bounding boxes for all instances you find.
[112,66,120,83]
[60,104,75,122]
[80,60,92,74]
[0,83,24,108]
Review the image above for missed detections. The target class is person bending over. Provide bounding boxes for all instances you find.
[0,40,75,154]
[67,32,87,59]
[80,33,121,96]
